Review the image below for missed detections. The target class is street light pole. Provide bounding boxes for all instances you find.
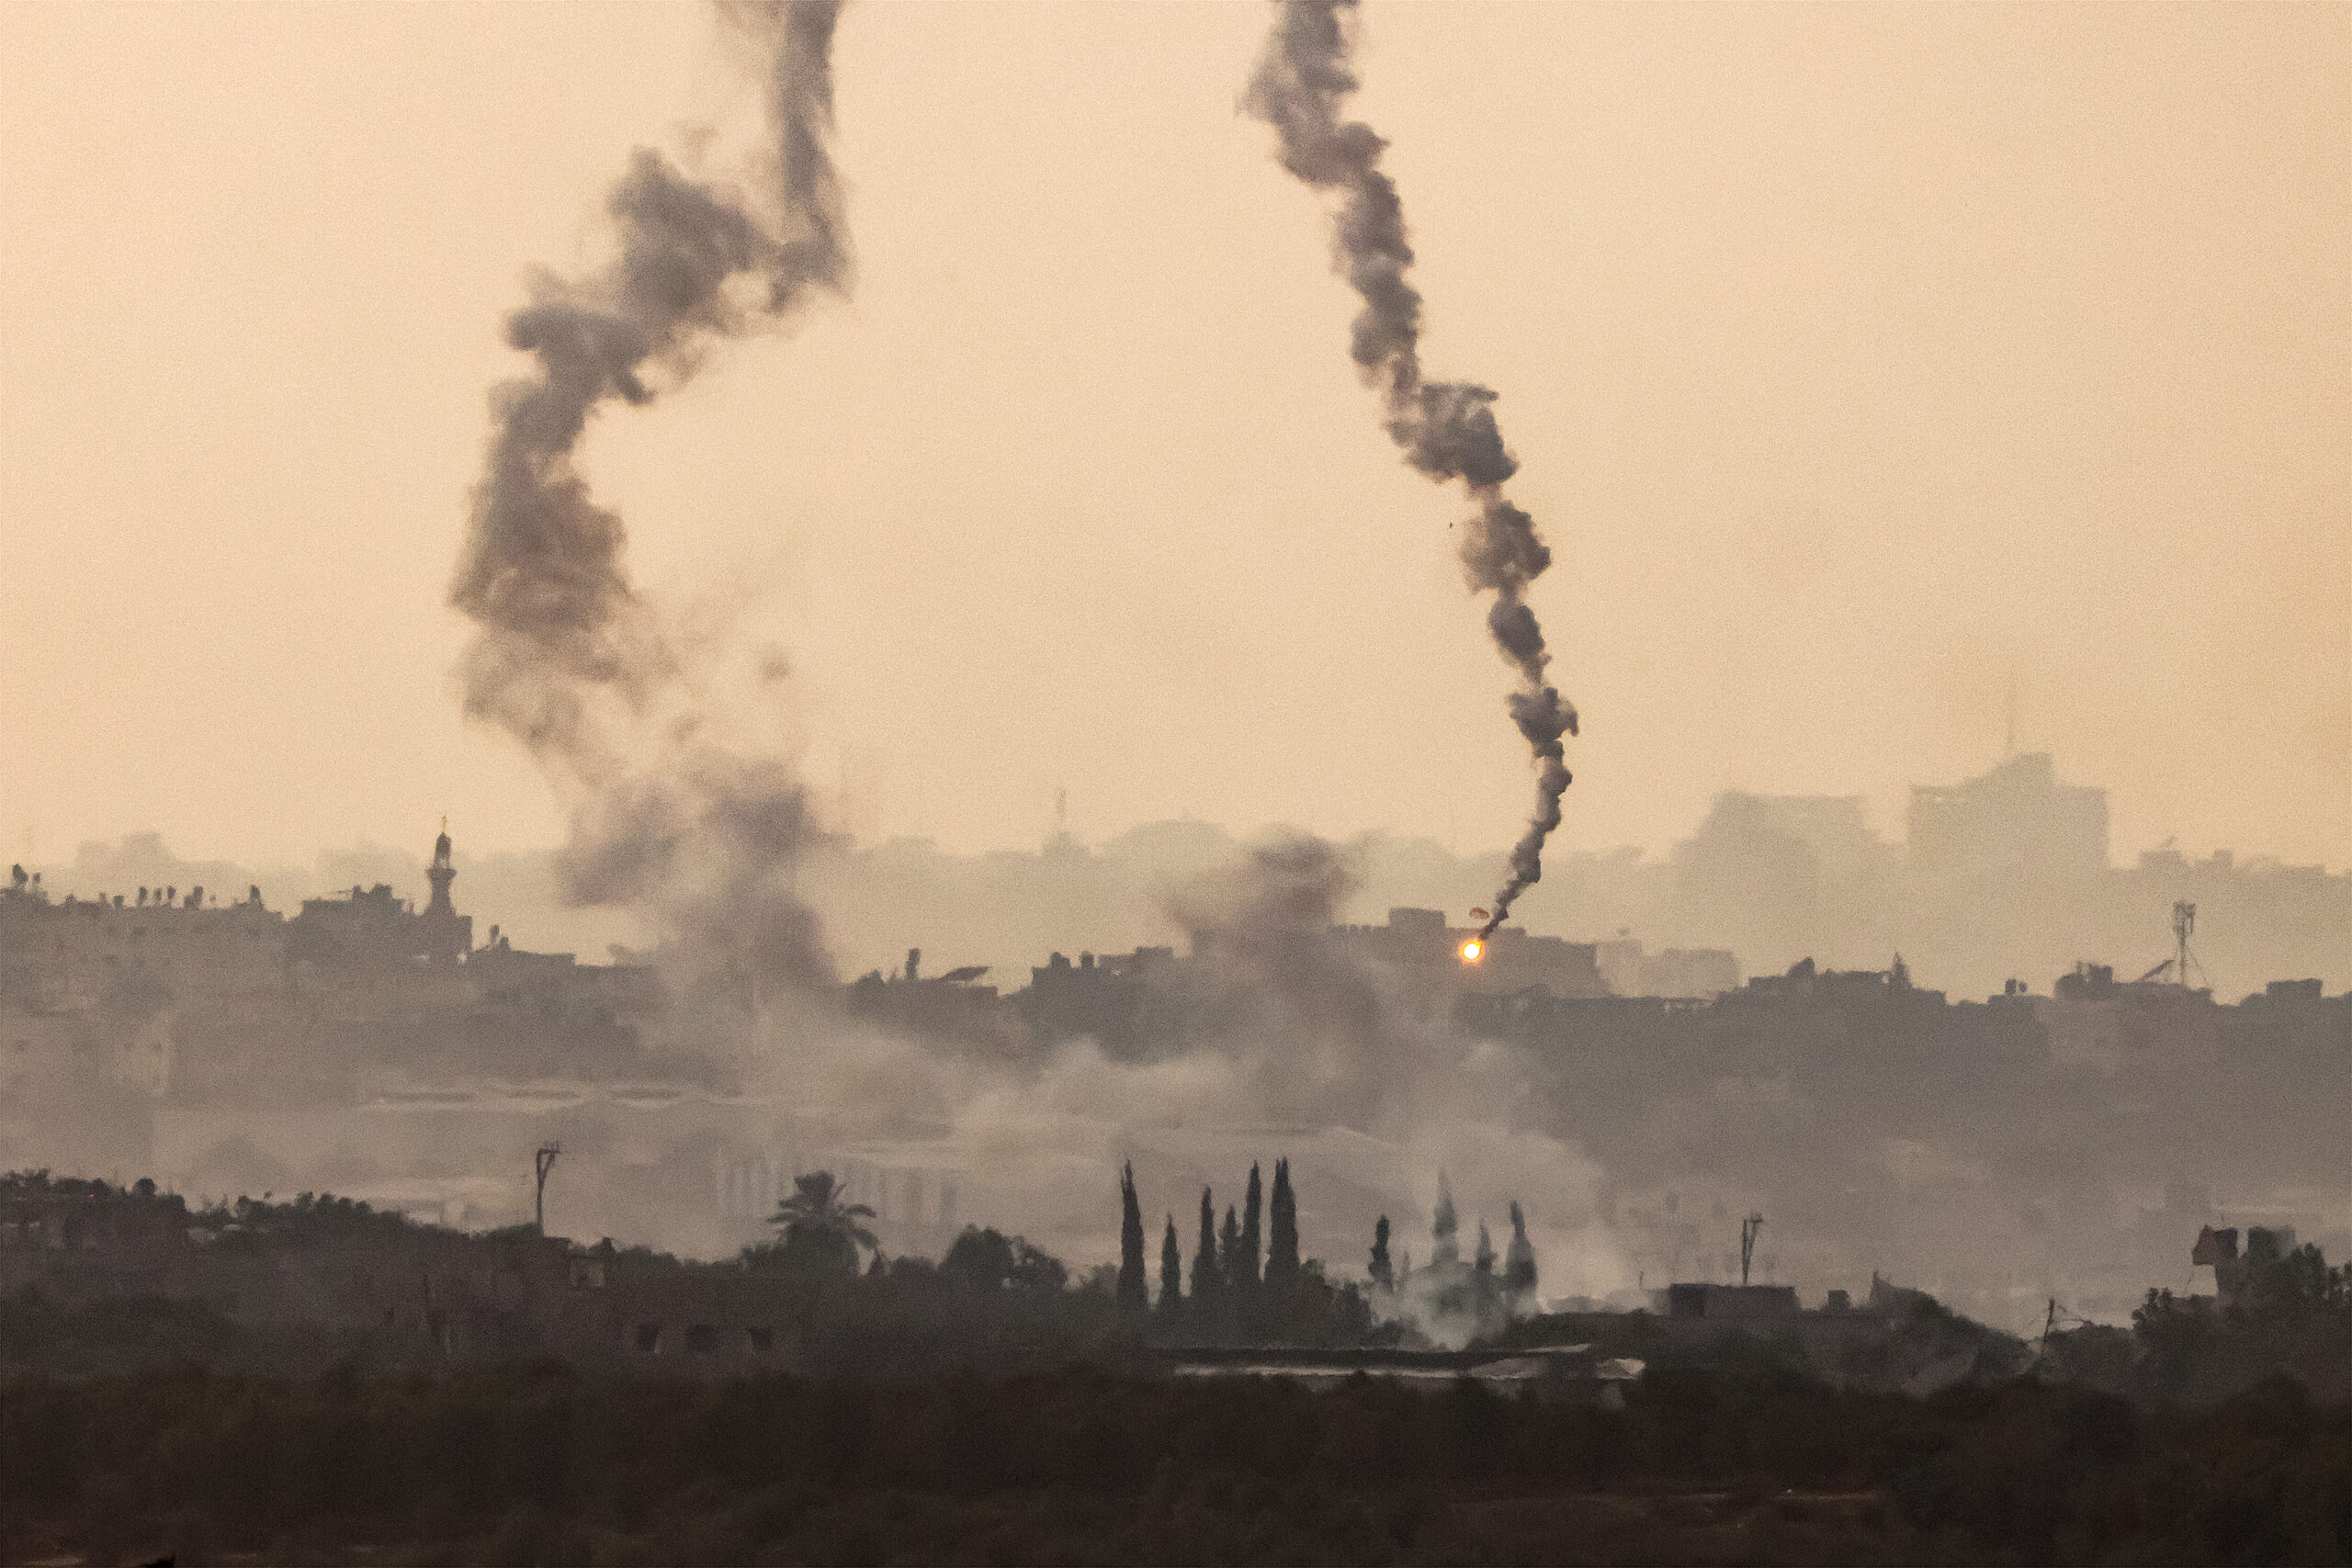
[535,1145,561,1235]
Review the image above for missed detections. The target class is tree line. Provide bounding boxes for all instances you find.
[749,1160,1381,1349]
[1107,1158,1377,1345]
[2042,1233,2352,1405]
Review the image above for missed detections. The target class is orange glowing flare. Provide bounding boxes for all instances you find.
[1460,940,1483,963]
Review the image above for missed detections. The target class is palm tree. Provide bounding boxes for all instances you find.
[770,1171,877,1270]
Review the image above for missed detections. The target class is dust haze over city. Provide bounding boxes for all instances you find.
[1,2,2348,1560]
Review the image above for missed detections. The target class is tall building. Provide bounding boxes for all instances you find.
[1664,791,1894,974]
[1907,752,2109,879]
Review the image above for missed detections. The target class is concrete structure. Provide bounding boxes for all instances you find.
[1593,938,1740,1000]
[845,945,1012,1049]
[1909,752,2110,879]
[2192,1224,2298,1310]
[1663,1282,1801,1320]
[1334,908,1607,1000]
[2039,960,2222,1070]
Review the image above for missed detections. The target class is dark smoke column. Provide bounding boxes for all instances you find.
[448,0,851,1001]
[1246,0,1575,939]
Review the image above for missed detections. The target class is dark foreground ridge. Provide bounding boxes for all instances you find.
[11,1168,2352,1562]
[8,1363,2352,1566]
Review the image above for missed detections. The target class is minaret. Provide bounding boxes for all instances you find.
[422,818,471,962]
[426,818,457,919]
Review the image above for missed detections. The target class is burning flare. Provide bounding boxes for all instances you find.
[1460,940,1483,964]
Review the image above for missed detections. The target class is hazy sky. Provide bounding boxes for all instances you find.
[4,2,2346,891]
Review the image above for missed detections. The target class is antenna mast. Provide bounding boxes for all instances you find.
[535,1145,561,1235]
[2172,900,2203,990]
[1739,1212,1764,1287]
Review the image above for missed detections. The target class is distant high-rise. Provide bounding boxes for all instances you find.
[1908,753,2109,878]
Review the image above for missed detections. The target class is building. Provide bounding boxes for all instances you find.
[2191,1224,2299,1310]
[1333,908,1607,1000]
[1662,1282,1800,1320]
[1011,946,1175,1058]
[1593,938,1740,999]
[287,826,471,971]
[1,873,287,1014]
[1725,954,1946,1010]
[842,946,1014,1051]
[2038,960,2221,1071]
[1908,752,2109,879]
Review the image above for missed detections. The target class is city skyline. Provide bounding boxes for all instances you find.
[28,747,2349,1005]
[3,2,2345,882]
[27,743,2345,886]
[3,10,2350,1550]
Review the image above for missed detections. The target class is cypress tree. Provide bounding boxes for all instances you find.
[1431,1171,1460,1267]
[1369,1213,1394,1291]
[1218,1204,1242,1285]
[1159,1214,1182,1312]
[1238,1163,1263,1291]
[1503,1200,1539,1304]
[1265,1156,1300,1292]
[1191,1188,1221,1300]
[1116,1162,1148,1316]
[1475,1219,1497,1277]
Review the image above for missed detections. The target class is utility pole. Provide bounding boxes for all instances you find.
[2173,900,2200,990]
[535,1145,560,1235]
[1739,1213,1764,1287]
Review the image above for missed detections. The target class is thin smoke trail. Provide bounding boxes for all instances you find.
[449,0,850,1006]
[1245,0,1575,940]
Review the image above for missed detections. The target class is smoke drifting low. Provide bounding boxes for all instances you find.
[1167,836,1432,1130]
[1246,0,1576,940]
[449,0,849,1006]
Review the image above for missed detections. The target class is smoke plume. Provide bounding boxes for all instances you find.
[1246,0,1575,938]
[1167,835,1431,1127]
[449,1,850,1010]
